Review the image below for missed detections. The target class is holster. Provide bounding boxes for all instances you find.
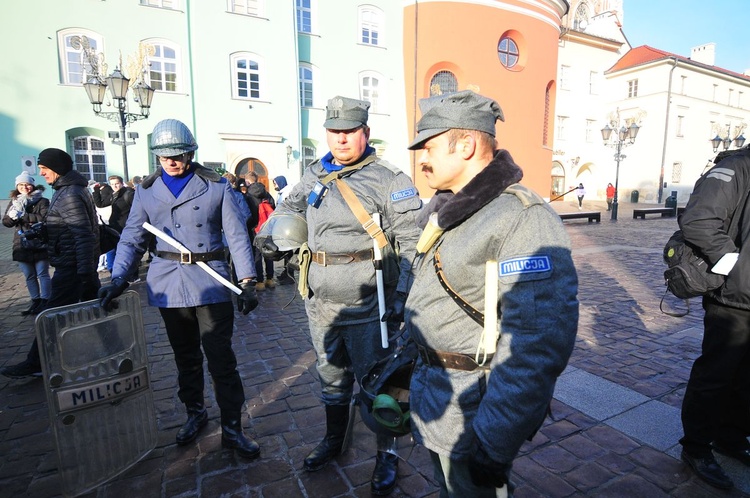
[297,242,312,298]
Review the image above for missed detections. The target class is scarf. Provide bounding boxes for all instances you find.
[161,165,195,198]
[320,145,376,173]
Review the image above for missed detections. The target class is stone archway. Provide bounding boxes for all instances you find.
[234,157,270,192]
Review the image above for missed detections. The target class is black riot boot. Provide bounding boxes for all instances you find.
[221,414,260,460]
[303,404,350,471]
[175,404,208,445]
[371,436,399,496]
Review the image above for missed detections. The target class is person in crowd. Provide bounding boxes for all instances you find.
[606,182,615,211]
[245,180,276,290]
[93,175,137,281]
[272,175,295,284]
[97,119,261,460]
[576,182,586,210]
[2,172,51,315]
[1,148,100,379]
[261,96,422,495]
[404,90,579,496]
[677,147,750,490]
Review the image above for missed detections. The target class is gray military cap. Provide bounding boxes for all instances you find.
[407,90,505,150]
[323,96,370,130]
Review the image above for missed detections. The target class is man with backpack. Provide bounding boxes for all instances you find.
[245,179,276,289]
[678,146,750,490]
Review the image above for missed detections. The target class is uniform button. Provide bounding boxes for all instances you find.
[175,224,181,228]
[197,243,204,247]
[193,206,199,210]
[196,223,203,227]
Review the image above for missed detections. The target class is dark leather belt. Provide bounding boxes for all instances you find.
[417,344,492,371]
[311,248,373,266]
[155,249,226,264]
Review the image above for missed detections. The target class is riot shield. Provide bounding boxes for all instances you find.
[35,290,157,497]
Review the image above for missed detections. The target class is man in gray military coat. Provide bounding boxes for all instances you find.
[405,90,579,496]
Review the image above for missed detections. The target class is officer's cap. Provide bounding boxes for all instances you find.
[323,96,370,130]
[407,90,505,150]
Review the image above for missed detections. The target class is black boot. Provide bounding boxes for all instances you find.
[221,417,260,459]
[21,299,41,316]
[30,299,47,315]
[303,404,349,471]
[175,404,208,445]
[371,451,399,495]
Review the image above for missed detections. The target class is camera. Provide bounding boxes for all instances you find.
[19,222,47,242]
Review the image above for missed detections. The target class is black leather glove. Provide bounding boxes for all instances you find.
[237,279,259,315]
[468,441,511,489]
[256,237,290,261]
[98,277,129,311]
[381,291,407,325]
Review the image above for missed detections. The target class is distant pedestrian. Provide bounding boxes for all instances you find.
[606,183,615,211]
[2,172,51,316]
[576,183,586,209]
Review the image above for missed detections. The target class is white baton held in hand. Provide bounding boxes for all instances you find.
[372,213,389,349]
[142,222,242,295]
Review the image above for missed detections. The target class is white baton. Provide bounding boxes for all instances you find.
[142,222,242,295]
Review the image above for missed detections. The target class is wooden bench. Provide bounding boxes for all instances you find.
[632,207,676,219]
[559,211,601,223]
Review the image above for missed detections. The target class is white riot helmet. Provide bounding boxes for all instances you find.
[150,119,198,157]
[255,212,308,252]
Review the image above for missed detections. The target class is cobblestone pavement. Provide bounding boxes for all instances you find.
[0,201,748,497]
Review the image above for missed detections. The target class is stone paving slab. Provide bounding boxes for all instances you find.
[0,202,748,497]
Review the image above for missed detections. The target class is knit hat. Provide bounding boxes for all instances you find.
[15,172,35,186]
[38,148,73,175]
[323,96,370,130]
[407,90,505,150]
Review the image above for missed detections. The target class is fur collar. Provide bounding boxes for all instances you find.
[141,162,221,189]
[417,149,523,230]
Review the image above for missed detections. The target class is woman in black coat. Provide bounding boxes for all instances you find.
[2,172,51,315]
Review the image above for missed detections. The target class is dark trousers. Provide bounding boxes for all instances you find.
[27,266,100,368]
[159,302,245,419]
[680,298,750,456]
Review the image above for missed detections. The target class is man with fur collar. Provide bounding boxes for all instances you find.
[405,90,579,496]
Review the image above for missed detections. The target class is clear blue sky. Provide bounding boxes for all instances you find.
[623,0,750,74]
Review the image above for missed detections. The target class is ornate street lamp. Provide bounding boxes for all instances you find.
[601,118,640,221]
[711,125,746,153]
[74,36,155,182]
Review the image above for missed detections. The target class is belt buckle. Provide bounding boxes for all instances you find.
[316,251,326,266]
[180,252,193,264]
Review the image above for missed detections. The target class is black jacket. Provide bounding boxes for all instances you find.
[46,170,99,273]
[93,185,135,232]
[680,147,750,309]
[2,186,49,263]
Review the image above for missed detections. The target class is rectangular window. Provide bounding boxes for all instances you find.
[149,44,178,92]
[588,71,598,95]
[713,84,718,102]
[140,0,178,8]
[73,137,107,183]
[627,79,638,98]
[299,66,313,107]
[728,88,734,106]
[360,8,381,46]
[235,57,260,99]
[230,0,261,16]
[672,162,682,183]
[302,145,316,170]
[361,75,380,113]
[296,0,312,33]
[585,119,596,143]
[680,75,687,95]
[559,65,570,91]
[556,116,568,141]
[676,115,685,137]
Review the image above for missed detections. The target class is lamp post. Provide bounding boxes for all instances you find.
[601,121,640,221]
[75,36,155,183]
[711,125,745,154]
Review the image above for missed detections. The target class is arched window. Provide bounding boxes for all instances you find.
[58,29,103,85]
[360,71,385,113]
[299,64,314,107]
[573,2,590,31]
[302,145,316,170]
[231,52,263,99]
[359,5,384,46]
[429,71,457,96]
[144,39,180,92]
[73,136,107,183]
